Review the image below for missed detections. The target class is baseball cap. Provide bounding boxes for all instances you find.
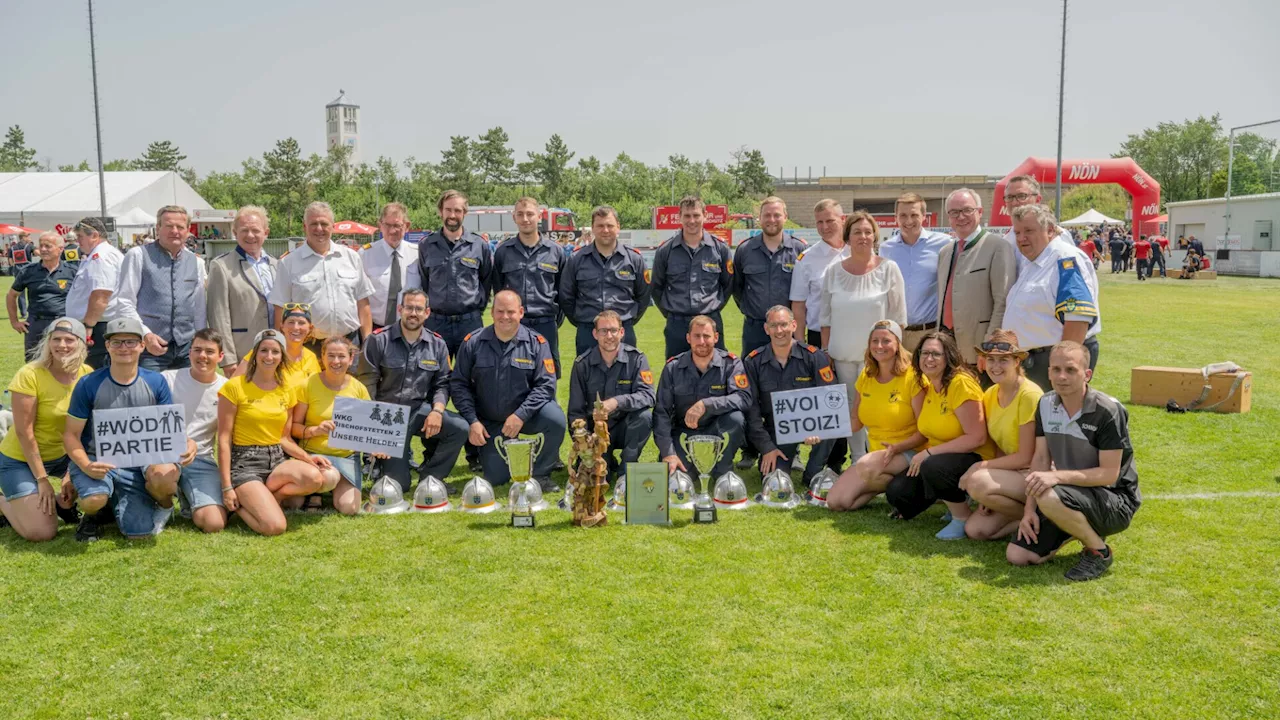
[104,317,145,339]
[46,317,87,343]
[870,319,903,342]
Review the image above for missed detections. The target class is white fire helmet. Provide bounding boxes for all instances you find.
[668,469,695,510]
[411,475,452,514]
[807,467,839,507]
[755,469,802,509]
[606,476,626,511]
[364,476,409,514]
[460,476,502,514]
[508,480,548,513]
[713,471,751,510]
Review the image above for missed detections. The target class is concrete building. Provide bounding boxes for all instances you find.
[326,90,361,164]
[772,175,1001,227]
[1166,192,1280,277]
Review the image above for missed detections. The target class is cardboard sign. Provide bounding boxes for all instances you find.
[93,404,186,468]
[328,397,411,455]
[771,384,851,445]
[625,463,671,525]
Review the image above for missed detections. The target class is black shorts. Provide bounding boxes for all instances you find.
[230,444,286,488]
[1011,485,1138,558]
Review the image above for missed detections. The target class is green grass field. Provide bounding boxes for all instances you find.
[2,272,1278,719]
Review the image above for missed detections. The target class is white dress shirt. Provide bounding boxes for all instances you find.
[114,244,208,337]
[1007,226,1075,274]
[1004,240,1101,350]
[64,241,123,322]
[269,241,375,339]
[789,239,849,332]
[360,238,421,323]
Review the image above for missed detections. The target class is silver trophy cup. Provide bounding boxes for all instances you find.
[497,434,544,528]
[679,433,729,524]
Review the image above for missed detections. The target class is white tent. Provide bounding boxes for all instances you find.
[115,206,156,228]
[0,171,211,232]
[1061,208,1123,226]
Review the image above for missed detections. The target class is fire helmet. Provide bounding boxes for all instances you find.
[460,476,502,514]
[755,469,801,509]
[364,476,409,514]
[411,475,452,514]
[713,472,751,510]
[668,469,695,510]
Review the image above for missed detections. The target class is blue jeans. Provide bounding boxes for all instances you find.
[574,321,636,358]
[477,402,567,485]
[0,453,70,501]
[138,338,192,373]
[179,456,223,510]
[663,311,725,360]
[70,458,173,538]
[378,408,469,487]
[668,410,746,480]
[521,315,563,377]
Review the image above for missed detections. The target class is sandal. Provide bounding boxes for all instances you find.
[302,495,325,513]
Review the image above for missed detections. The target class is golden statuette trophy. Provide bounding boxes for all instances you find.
[569,397,611,527]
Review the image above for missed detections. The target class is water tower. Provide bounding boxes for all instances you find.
[325,90,360,164]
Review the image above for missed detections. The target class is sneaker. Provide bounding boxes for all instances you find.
[551,459,566,472]
[467,458,484,474]
[537,477,561,494]
[56,503,82,526]
[1065,546,1113,582]
[75,512,105,543]
[935,518,967,540]
[940,509,952,523]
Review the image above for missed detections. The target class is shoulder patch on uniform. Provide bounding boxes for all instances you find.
[1059,257,1075,270]
[362,243,372,250]
[640,369,654,384]
[726,351,737,359]
[666,356,679,365]
[796,249,806,261]
[373,326,388,334]
[726,259,734,275]
[819,366,834,382]
[429,329,443,339]
[746,348,760,358]
[543,358,556,374]
[463,332,473,342]
[644,268,651,284]
[733,373,749,389]
[536,333,547,344]
[805,344,817,353]
[279,249,290,259]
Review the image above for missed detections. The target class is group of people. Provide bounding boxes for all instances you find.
[0,182,1138,580]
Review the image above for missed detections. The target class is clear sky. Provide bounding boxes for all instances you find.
[3,0,1277,178]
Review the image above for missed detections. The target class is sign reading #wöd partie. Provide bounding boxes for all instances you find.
[94,404,187,468]
[771,385,851,445]
[329,397,411,455]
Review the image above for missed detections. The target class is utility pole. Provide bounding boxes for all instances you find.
[1054,0,1068,214]
[88,0,108,219]
[1224,118,1280,249]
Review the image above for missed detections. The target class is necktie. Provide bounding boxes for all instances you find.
[385,249,401,327]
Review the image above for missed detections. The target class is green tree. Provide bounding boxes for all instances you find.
[261,138,312,235]
[1209,156,1268,197]
[472,127,514,189]
[0,125,39,171]
[103,158,136,171]
[439,136,475,196]
[526,134,575,204]
[135,140,188,171]
[1057,184,1129,222]
[58,160,93,172]
[1115,114,1226,205]
[728,146,773,196]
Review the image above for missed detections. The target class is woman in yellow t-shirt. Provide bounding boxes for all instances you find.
[0,318,93,541]
[961,330,1044,540]
[216,329,326,536]
[886,331,996,540]
[828,320,925,512]
[234,303,321,391]
[290,337,382,515]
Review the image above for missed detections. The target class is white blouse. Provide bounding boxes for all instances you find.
[819,258,907,363]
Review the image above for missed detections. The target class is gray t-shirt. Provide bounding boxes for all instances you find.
[162,369,227,459]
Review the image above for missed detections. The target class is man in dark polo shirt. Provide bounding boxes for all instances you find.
[7,231,78,360]
[1008,340,1140,581]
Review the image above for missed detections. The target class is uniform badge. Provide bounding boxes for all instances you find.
[726,259,734,275]
[819,366,834,382]
[640,369,654,384]
[57,279,68,290]
[64,249,79,261]
[543,358,556,374]
[644,268,652,283]
[1062,259,1075,270]
[733,373,748,389]
[1065,299,1077,312]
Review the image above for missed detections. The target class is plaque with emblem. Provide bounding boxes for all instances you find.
[624,463,670,526]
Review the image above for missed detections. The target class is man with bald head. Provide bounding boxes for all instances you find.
[935,188,1016,368]
[7,231,77,360]
[206,205,278,375]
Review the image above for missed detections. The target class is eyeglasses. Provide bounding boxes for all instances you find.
[946,207,980,219]
[919,350,945,359]
[1003,192,1035,203]
[980,341,1018,353]
[107,338,141,349]
[283,303,311,311]
[765,321,792,329]
[401,305,427,314]
[594,327,623,335]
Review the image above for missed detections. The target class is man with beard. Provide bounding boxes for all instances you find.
[654,315,751,480]
[650,195,733,359]
[412,190,494,357]
[877,193,952,352]
[359,289,468,493]
[731,196,807,357]
[491,196,566,375]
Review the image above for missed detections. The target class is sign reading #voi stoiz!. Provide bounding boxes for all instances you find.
[329,397,411,455]
[94,404,186,468]
[771,385,851,445]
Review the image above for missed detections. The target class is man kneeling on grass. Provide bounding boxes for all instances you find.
[1007,341,1141,581]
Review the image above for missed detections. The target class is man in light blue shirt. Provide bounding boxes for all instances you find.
[877,192,951,351]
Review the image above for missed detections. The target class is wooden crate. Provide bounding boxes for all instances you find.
[1171,269,1217,279]
[1130,366,1252,413]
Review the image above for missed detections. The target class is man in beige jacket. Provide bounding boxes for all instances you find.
[205,206,278,375]
[935,188,1016,367]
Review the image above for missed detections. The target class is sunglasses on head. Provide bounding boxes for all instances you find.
[283,302,311,312]
[980,341,1019,353]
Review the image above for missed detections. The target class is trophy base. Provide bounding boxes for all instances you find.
[692,502,718,524]
[511,514,536,528]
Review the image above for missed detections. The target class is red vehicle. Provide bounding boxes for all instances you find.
[464,205,576,236]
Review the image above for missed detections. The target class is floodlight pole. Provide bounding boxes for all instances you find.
[1224,118,1280,249]
[88,0,107,219]
[1054,0,1067,214]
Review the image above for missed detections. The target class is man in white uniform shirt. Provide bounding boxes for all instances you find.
[162,328,229,533]
[790,198,848,347]
[63,217,124,369]
[877,192,952,352]
[269,201,375,352]
[362,202,421,331]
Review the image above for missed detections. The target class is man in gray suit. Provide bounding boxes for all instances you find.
[935,188,1016,368]
[205,206,278,375]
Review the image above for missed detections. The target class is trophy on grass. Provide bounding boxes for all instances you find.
[496,434,543,529]
[680,432,730,524]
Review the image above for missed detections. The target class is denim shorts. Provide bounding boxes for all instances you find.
[317,453,361,490]
[230,444,285,488]
[179,456,223,510]
[0,453,71,501]
[69,458,173,538]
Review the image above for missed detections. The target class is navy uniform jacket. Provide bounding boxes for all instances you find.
[450,324,558,425]
[649,231,733,317]
[567,343,656,426]
[491,234,564,319]
[742,341,837,454]
[414,230,494,316]
[12,260,79,319]
[653,348,751,458]
[559,243,652,325]
[730,233,807,320]
[357,323,451,414]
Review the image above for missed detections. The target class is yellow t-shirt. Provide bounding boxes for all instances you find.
[917,372,997,460]
[854,366,922,451]
[983,379,1044,457]
[298,373,371,457]
[1,363,94,462]
[218,376,295,447]
[242,347,321,391]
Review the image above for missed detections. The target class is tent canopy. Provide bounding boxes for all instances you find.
[115,207,156,227]
[0,171,211,231]
[1060,208,1123,226]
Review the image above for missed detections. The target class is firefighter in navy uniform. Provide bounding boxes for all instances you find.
[412,190,494,355]
[358,289,469,494]
[742,306,838,486]
[7,232,79,361]
[491,197,566,375]
[730,197,807,356]
[567,310,656,482]
[559,205,652,358]
[649,196,733,359]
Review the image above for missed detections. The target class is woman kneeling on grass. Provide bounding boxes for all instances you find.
[960,330,1044,540]
[0,318,93,541]
[826,320,925,512]
[216,329,327,536]
[291,336,384,515]
[234,303,321,390]
[884,331,996,540]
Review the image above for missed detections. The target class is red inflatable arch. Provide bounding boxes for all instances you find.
[988,156,1161,232]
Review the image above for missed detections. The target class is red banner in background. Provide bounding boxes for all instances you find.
[871,213,936,230]
[653,204,728,230]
